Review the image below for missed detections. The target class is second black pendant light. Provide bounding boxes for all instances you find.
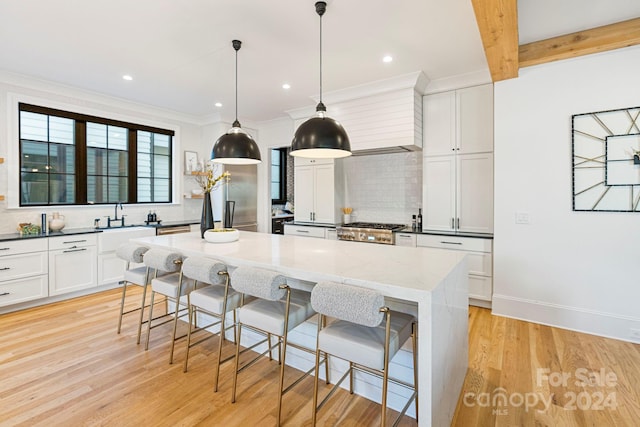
[290,1,352,159]
[211,40,261,165]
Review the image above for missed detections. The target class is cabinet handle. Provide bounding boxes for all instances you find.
[456,218,460,229]
[0,247,10,251]
[63,239,87,244]
[63,248,87,253]
[398,234,412,238]
[0,292,9,297]
[440,241,463,245]
[296,230,310,233]
[0,267,10,271]
[451,218,455,229]
[310,213,313,221]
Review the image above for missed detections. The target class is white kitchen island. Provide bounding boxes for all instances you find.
[132,231,468,426]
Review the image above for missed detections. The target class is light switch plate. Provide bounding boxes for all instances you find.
[515,212,530,224]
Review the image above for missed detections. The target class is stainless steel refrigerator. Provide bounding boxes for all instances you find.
[223,164,257,231]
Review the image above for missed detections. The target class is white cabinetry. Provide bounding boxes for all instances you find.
[394,233,417,247]
[0,239,48,307]
[97,227,155,287]
[417,234,493,305]
[423,84,494,233]
[49,234,97,296]
[284,224,327,239]
[294,158,343,225]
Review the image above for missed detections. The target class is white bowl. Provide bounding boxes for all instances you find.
[204,228,239,243]
[191,188,204,196]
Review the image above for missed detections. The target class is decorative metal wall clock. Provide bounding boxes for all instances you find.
[572,106,640,212]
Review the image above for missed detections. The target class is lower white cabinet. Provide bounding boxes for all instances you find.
[284,224,327,239]
[417,234,493,305]
[0,239,48,307]
[97,227,155,287]
[394,233,417,247]
[49,234,97,296]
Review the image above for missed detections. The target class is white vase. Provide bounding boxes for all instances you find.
[343,214,351,224]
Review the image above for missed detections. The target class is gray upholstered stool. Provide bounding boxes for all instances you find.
[229,266,324,426]
[142,249,193,363]
[115,243,150,340]
[181,256,240,391]
[310,281,418,427]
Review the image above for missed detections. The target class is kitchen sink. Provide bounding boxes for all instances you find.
[95,224,148,230]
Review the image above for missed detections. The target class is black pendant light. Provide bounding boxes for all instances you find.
[290,1,351,159]
[211,40,261,165]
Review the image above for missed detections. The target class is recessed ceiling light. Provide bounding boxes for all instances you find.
[122,75,133,81]
[282,83,291,90]
[215,102,222,108]
[382,55,393,63]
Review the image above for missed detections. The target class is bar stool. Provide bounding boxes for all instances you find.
[115,243,149,335]
[310,281,418,427]
[229,266,325,426]
[181,256,240,392]
[142,249,193,363]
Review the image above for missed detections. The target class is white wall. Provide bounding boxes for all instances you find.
[493,46,640,343]
[0,72,205,233]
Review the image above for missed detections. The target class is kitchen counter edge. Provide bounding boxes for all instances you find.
[0,227,102,243]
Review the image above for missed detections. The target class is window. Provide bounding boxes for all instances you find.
[18,103,174,206]
[271,148,287,204]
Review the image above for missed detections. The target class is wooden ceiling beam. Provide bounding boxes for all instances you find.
[471,0,519,82]
[519,18,640,68]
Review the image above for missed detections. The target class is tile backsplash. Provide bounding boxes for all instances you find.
[342,151,422,225]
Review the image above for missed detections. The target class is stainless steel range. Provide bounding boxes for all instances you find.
[336,222,406,245]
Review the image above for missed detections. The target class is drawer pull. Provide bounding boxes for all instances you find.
[63,248,87,253]
[0,292,10,297]
[0,267,10,271]
[0,247,10,251]
[440,241,463,245]
[63,239,87,244]
[296,230,310,233]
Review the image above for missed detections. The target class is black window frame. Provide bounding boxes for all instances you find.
[271,147,287,204]
[18,103,174,207]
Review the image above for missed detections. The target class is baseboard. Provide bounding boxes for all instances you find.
[492,294,640,344]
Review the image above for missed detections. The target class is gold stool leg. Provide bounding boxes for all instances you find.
[267,333,273,361]
[183,304,194,373]
[214,311,225,392]
[231,321,243,403]
[412,322,418,420]
[136,268,152,344]
[117,281,128,334]
[144,291,156,350]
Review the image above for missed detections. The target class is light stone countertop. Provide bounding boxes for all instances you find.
[132,230,465,301]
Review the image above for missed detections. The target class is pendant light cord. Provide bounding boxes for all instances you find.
[315,1,327,112]
[235,45,238,123]
[319,10,323,106]
[232,40,242,127]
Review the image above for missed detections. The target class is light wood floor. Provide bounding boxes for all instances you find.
[1,288,639,426]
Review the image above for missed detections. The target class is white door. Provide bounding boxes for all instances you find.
[423,156,456,231]
[294,165,315,223]
[457,153,494,233]
[456,84,494,154]
[312,164,335,224]
[49,246,98,296]
[423,91,456,156]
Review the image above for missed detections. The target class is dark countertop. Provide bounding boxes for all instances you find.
[145,219,199,228]
[394,227,493,239]
[0,227,102,243]
[285,221,338,228]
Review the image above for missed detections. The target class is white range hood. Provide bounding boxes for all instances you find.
[287,71,429,155]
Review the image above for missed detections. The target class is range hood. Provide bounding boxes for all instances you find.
[287,72,428,155]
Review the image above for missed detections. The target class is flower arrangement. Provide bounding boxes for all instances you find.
[194,163,230,193]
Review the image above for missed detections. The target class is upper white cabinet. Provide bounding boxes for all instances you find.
[423,84,494,233]
[423,84,494,156]
[294,158,344,225]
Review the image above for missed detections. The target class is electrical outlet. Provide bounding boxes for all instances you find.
[630,328,640,341]
[515,211,530,224]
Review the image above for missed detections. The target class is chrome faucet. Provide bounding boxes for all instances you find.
[106,203,125,227]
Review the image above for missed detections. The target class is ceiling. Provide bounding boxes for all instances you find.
[0,0,639,123]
